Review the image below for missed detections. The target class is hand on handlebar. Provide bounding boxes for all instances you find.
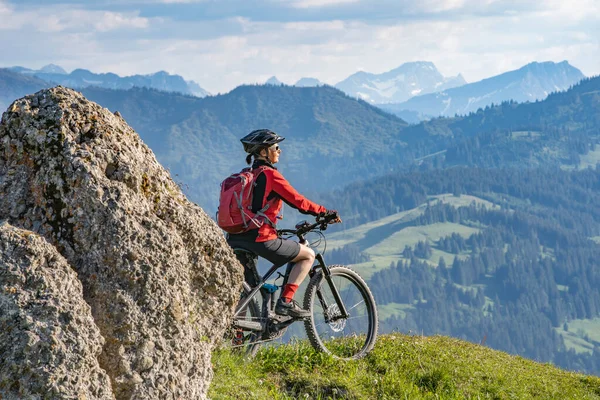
[320,209,342,224]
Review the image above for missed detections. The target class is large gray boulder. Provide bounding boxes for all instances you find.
[0,87,243,399]
[0,222,114,400]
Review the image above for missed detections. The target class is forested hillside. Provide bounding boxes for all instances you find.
[3,68,600,376]
[0,69,48,112]
[2,71,598,214]
[401,76,600,167]
[78,84,408,210]
[319,166,600,375]
[80,76,600,211]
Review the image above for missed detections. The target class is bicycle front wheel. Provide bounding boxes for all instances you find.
[303,265,378,359]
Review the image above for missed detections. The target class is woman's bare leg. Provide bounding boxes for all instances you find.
[276,244,316,316]
[287,244,315,286]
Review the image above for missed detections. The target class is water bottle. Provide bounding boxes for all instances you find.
[262,283,278,311]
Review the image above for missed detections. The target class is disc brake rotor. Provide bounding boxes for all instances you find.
[326,304,347,332]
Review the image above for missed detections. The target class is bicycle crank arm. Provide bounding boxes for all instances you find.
[233,319,264,332]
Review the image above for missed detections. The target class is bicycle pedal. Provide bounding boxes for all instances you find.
[271,313,293,323]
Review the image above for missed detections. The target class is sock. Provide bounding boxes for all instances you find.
[281,284,299,302]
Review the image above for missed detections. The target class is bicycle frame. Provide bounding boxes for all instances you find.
[233,253,349,331]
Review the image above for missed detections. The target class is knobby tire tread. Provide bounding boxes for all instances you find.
[303,265,378,359]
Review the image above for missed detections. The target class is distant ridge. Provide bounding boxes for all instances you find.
[294,77,324,87]
[8,65,210,97]
[266,76,283,85]
[75,83,408,210]
[385,61,585,118]
[335,61,466,104]
[0,68,49,112]
[9,63,67,75]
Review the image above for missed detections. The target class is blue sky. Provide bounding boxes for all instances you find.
[1,0,598,94]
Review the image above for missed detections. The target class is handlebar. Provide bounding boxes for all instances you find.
[277,213,340,239]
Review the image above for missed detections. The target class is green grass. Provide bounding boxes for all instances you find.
[511,131,542,140]
[560,331,596,354]
[366,223,479,256]
[377,302,415,320]
[556,318,600,354]
[338,222,479,280]
[326,194,495,280]
[578,145,600,170]
[210,333,600,399]
[328,194,497,250]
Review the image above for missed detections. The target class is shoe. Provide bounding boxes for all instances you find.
[275,298,311,319]
[232,329,244,346]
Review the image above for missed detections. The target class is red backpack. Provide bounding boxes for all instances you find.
[216,166,272,234]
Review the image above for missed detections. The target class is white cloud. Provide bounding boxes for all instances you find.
[94,11,149,31]
[0,3,149,33]
[0,1,21,30]
[158,0,207,3]
[0,0,10,14]
[416,0,468,13]
[0,0,598,93]
[540,0,600,22]
[291,0,360,8]
[283,20,346,31]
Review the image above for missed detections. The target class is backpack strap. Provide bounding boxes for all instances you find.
[253,165,276,227]
[255,204,276,228]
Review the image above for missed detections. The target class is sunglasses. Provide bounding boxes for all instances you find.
[269,144,280,151]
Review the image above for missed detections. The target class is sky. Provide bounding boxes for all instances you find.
[0,0,598,94]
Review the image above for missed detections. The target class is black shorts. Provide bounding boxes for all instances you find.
[227,231,301,267]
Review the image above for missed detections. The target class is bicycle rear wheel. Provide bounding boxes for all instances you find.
[223,282,262,357]
[303,265,378,359]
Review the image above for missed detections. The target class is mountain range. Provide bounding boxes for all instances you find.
[334,61,467,104]
[265,76,283,85]
[382,61,585,119]
[0,64,595,211]
[75,84,409,211]
[7,64,209,97]
[10,63,67,75]
[2,62,600,377]
[295,77,325,87]
[0,69,50,112]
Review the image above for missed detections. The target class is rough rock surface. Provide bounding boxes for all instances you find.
[0,87,243,399]
[0,222,114,400]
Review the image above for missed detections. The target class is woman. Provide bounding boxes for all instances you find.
[227,128,340,318]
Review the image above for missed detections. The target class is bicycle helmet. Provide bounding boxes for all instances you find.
[240,129,285,154]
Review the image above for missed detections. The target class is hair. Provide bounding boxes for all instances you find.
[246,147,268,165]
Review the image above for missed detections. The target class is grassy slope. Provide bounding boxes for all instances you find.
[556,318,600,354]
[327,194,497,280]
[210,333,600,399]
[323,193,600,364]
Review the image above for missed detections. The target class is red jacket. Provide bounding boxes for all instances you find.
[253,165,326,242]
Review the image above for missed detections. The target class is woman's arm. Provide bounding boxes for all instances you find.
[268,169,326,216]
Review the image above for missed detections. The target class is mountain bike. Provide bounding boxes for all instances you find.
[224,214,378,360]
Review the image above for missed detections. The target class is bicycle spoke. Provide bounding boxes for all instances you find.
[347,300,365,311]
[304,266,378,359]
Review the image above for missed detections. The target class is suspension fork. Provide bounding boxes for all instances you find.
[313,254,349,320]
